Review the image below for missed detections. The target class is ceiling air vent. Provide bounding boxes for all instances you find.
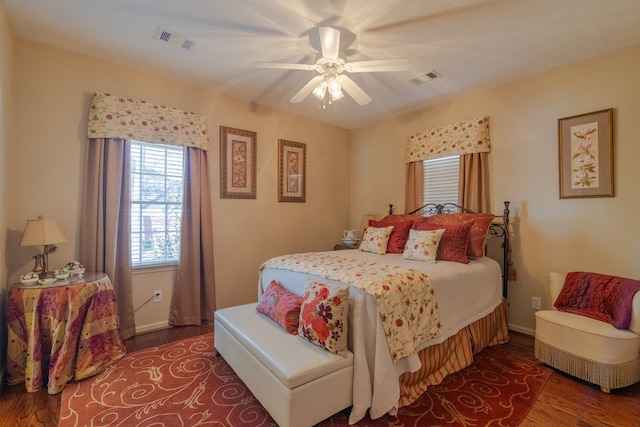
[410,70,442,85]
[154,27,194,51]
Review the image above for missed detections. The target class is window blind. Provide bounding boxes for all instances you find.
[423,155,460,206]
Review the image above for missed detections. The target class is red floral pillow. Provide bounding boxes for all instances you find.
[422,213,494,258]
[256,280,303,334]
[415,220,474,263]
[298,280,349,356]
[369,218,414,253]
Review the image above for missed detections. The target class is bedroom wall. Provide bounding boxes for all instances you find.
[6,38,351,333]
[351,44,640,334]
[0,1,14,379]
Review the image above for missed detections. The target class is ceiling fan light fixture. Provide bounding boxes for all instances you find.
[312,81,328,99]
[327,75,341,94]
[330,89,344,102]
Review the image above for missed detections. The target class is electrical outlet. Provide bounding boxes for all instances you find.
[153,290,162,303]
[531,296,541,310]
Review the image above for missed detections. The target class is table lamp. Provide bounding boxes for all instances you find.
[20,215,67,278]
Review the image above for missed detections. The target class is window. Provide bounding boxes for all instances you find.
[130,141,184,266]
[423,155,460,206]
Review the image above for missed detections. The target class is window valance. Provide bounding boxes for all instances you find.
[405,116,490,163]
[87,92,210,150]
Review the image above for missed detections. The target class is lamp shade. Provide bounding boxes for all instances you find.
[359,214,376,229]
[20,216,67,246]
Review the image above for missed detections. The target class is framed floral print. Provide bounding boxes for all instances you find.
[278,139,306,203]
[558,108,613,199]
[220,126,257,199]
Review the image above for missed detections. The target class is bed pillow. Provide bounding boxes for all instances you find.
[415,220,474,263]
[422,213,494,258]
[256,280,303,334]
[359,225,394,255]
[402,228,445,263]
[369,219,414,253]
[298,280,349,356]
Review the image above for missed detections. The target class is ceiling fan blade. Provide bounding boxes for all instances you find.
[319,27,340,59]
[338,75,372,105]
[253,62,316,71]
[290,76,324,103]
[344,58,410,73]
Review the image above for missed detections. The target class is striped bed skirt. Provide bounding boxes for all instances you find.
[398,298,510,406]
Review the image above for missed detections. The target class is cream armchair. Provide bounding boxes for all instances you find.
[535,272,640,392]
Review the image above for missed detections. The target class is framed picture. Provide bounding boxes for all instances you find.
[278,139,306,203]
[220,126,257,199]
[558,108,613,199]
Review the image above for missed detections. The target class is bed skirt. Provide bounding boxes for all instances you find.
[398,298,510,406]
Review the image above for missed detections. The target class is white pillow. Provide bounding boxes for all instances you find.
[359,225,394,255]
[402,229,445,263]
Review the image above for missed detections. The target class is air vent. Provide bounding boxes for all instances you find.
[410,70,442,85]
[154,27,194,51]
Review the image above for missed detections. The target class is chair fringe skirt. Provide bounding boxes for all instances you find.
[535,339,640,390]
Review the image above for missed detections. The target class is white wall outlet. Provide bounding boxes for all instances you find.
[531,296,541,310]
[153,290,162,303]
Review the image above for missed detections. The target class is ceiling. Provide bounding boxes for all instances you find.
[3,0,640,129]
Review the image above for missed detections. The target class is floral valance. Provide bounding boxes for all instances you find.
[405,116,490,162]
[88,92,210,150]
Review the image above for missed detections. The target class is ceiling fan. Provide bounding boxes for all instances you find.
[253,27,410,106]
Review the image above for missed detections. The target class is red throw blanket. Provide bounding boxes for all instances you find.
[554,271,640,329]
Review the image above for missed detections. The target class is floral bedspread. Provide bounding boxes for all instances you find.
[261,252,442,361]
[6,274,126,394]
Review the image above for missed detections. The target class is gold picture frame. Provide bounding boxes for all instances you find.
[278,139,306,203]
[558,108,613,199]
[220,126,257,199]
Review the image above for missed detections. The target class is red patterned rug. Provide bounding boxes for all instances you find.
[59,333,551,426]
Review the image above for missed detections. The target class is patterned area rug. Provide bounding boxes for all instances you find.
[59,333,551,426]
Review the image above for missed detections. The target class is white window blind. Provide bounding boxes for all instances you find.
[130,141,184,266]
[423,155,460,206]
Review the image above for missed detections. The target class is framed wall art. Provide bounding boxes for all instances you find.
[278,139,306,203]
[220,126,257,199]
[558,108,613,199]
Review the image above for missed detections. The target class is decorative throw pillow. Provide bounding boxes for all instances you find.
[298,280,349,356]
[415,220,474,263]
[359,225,394,255]
[422,213,494,258]
[369,219,414,253]
[256,280,303,334]
[402,228,445,263]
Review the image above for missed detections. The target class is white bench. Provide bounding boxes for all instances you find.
[214,303,354,427]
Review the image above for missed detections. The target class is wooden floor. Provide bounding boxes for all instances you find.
[1,327,638,427]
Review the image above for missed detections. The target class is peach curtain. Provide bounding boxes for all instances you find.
[459,152,490,213]
[169,147,216,325]
[79,138,135,340]
[405,161,424,214]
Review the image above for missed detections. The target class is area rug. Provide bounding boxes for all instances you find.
[59,333,551,427]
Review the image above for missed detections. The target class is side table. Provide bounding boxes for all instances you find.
[5,272,126,394]
[333,243,359,250]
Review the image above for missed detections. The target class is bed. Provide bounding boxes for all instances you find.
[258,202,511,424]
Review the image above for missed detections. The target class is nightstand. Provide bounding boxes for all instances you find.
[333,243,358,250]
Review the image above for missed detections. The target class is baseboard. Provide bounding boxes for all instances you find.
[508,323,535,336]
[135,320,170,335]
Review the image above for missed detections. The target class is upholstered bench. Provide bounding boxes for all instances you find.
[535,272,640,392]
[214,303,354,427]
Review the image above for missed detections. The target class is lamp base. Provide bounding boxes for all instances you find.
[40,270,56,279]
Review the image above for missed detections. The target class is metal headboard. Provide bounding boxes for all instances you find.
[407,201,512,299]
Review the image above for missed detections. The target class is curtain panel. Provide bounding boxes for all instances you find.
[405,116,490,163]
[88,92,210,150]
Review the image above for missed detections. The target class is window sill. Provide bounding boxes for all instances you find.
[133,263,178,275]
